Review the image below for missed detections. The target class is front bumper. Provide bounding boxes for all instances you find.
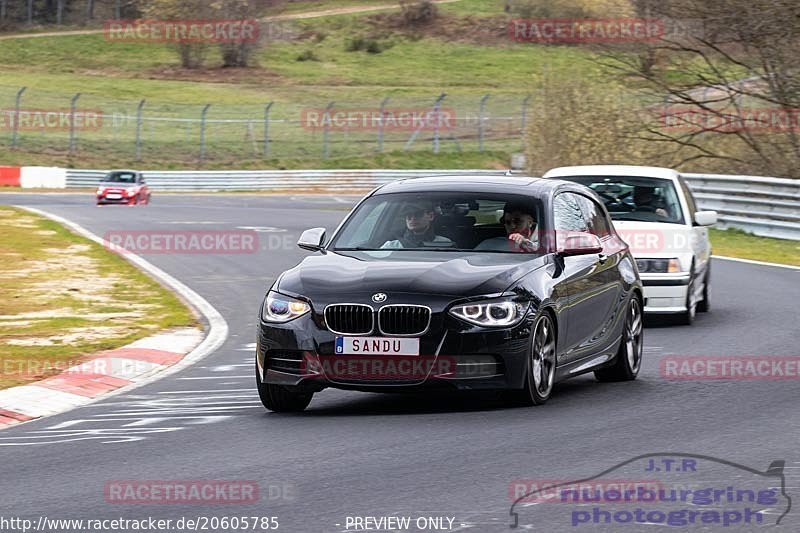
[97,195,135,204]
[641,274,690,313]
[256,311,535,392]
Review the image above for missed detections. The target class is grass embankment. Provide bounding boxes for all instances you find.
[0,206,196,389]
[0,0,608,169]
[709,228,800,267]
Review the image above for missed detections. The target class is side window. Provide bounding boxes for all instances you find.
[553,193,588,232]
[678,178,697,224]
[575,194,612,238]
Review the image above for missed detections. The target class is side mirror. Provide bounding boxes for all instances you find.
[558,233,603,257]
[694,211,718,226]
[297,227,326,252]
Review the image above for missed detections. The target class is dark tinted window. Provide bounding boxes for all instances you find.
[105,172,136,184]
[556,175,685,225]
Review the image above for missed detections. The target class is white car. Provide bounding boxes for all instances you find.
[543,165,717,324]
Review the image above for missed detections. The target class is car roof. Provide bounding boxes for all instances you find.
[543,165,680,181]
[107,169,140,174]
[375,175,575,195]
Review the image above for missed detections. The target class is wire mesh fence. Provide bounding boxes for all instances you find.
[0,85,532,164]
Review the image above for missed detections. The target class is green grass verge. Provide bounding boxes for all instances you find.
[710,228,800,267]
[0,206,197,389]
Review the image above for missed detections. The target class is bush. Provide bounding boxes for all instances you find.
[365,40,383,54]
[345,37,386,53]
[399,0,438,26]
[505,0,633,19]
[525,77,657,174]
[296,49,319,62]
[345,37,368,51]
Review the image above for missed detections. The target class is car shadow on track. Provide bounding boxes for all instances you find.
[266,376,651,417]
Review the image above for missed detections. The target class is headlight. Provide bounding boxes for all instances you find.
[449,297,529,327]
[125,187,137,195]
[635,258,681,273]
[96,187,105,195]
[261,291,311,323]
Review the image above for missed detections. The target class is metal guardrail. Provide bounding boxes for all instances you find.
[65,168,800,240]
[682,173,800,240]
[65,169,517,191]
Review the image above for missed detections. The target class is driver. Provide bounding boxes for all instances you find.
[476,201,538,252]
[633,186,670,218]
[381,201,454,249]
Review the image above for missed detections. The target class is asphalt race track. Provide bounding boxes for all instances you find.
[0,193,798,532]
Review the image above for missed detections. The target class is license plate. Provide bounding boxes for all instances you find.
[106,193,122,199]
[335,336,420,356]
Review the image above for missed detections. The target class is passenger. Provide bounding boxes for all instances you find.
[476,202,538,252]
[381,201,454,249]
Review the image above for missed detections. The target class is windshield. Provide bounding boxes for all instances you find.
[104,172,137,184]
[331,192,544,254]
[558,176,684,225]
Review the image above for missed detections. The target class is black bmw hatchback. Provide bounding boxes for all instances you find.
[256,176,644,412]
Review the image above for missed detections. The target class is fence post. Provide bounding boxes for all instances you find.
[26,0,32,25]
[478,94,490,152]
[263,102,273,157]
[11,86,26,149]
[134,99,145,161]
[114,0,121,19]
[69,93,81,155]
[404,93,446,152]
[520,94,531,145]
[432,96,444,154]
[322,101,334,159]
[377,96,389,153]
[199,104,211,163]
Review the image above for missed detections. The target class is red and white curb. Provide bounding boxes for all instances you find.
[0,206,229,430]
[0,328,204,428]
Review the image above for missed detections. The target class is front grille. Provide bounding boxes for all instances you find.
[324,304,374,335]
[379,305,430,335]
[265,350,305,374]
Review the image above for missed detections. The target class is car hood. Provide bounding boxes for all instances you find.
[612,220,693,257]
[277,250,548,300]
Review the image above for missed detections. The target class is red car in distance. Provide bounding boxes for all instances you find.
[96,170,151,206]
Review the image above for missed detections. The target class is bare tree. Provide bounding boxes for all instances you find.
[601,0,800,177]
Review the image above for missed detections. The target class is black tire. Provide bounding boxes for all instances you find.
[595,296,643,382]
[256,362,313,412]
[697,265,710,313]
[676,276,696,325]
[507,313,557,406]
